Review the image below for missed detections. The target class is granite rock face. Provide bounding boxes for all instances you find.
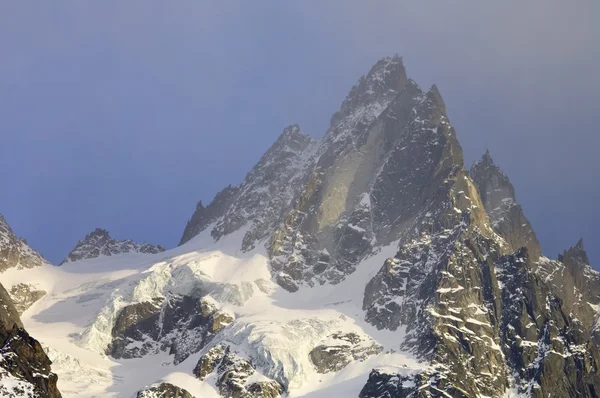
[0,213,48,271]
[0,281,61,397]
[61,228,164,264]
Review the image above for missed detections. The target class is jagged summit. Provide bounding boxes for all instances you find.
[559,237,589,264]
[60,228,165,264]
[334,55,407,120]
[0,213,48,271]
[180,124,319,248]
[470,149,541,260]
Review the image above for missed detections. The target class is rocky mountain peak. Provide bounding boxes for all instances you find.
[61,229,164,265]
[87,228,110,240]
[559,238,589,266]
[328,55,408,133]
[481,148,493,164]
[278,124,306,142]
[180,124,319,249]
[470,150,541,260]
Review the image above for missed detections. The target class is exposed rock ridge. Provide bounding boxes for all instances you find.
[180,124,319,250]
[61,228,165,264]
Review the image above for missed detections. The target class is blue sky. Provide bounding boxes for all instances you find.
[1,1,598,265]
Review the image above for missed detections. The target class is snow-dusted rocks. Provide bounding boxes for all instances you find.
[9,283,46,314]
[61,228,164,264]
[359,369,417,398]
[109,295,233,364]
[194,344,283,398]
[309,332,383,373]
[137,382,194,398]
[0,213,48,271]
[180,124,319,252]
[496,247,600,396]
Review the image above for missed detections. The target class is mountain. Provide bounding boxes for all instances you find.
[0,213,47,272]
[0,56,597,398]
[175,55,600,396]
[60,228,165,264]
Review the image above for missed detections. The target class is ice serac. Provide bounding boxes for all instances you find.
[0,213,48,271]
[470,150,541,261]
[180,124,319,250]
[61,228,165,264]
[0,280,61,397]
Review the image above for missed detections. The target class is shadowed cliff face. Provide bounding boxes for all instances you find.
[174,56,600,397]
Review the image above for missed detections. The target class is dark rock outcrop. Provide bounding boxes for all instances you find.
[0,281,61,397]
[309,332,382,373]
[109,295,233,364]
[194,344,283,398]
[359,370,417,398]
[137,382,194,398]
[61,228,164,264]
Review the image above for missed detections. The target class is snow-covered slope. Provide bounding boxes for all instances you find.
[0,226,423,397]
